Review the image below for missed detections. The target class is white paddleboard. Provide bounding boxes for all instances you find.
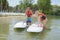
[27,23,43,32]
[14,21,26,28]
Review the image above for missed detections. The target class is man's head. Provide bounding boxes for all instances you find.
[27,6,30,10]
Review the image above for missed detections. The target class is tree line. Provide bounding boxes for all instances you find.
[0,0,60,15]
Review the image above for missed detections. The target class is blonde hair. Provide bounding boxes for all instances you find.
[38,10,42,13]
[35,10,42,15]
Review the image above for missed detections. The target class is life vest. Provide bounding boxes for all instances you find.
[26,10,32,17]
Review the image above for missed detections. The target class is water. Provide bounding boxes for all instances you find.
[0,16,60,40]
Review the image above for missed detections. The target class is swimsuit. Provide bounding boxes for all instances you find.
[38,14,46,20]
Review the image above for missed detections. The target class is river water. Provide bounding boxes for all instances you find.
[0,16,60,40]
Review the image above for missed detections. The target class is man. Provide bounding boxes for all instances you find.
[25,6,32,26]
[35,10,47,29]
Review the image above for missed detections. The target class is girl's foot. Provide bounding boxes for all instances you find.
[38,24,42,27]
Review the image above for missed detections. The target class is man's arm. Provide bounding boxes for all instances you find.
[30,10,33,17]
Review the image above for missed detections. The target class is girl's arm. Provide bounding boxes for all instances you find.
[35,11,38,16]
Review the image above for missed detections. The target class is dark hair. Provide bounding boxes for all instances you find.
[27,6,30,7]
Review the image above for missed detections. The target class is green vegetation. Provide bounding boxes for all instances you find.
[37,0,52,14]
[51,5,60,16]
[0,0,60,16]
[18,0,34,12]
[0,0,9,11]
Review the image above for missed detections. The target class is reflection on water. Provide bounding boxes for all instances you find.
[0,16,60,40]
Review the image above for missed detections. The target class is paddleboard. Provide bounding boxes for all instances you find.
[27,23,43,32]
[14,21,26,28]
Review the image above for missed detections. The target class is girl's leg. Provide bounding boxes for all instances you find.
[38,17,43,27]
[38,16,42,24]
[43,18,47,29]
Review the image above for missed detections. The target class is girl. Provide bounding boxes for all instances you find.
[35,10,47,29]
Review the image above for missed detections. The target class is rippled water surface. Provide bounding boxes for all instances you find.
[0,16,60,40]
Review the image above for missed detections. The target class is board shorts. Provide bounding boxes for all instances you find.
[26,17,31,23]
